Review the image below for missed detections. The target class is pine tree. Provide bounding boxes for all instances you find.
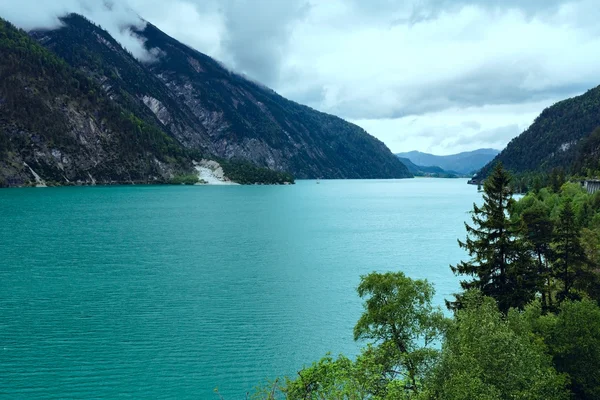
[450,163,537,314]
[553,199,589,302]
[521,203,554,311]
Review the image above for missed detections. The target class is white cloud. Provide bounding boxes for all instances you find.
[351,98,561,154]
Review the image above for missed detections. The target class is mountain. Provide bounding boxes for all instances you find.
[396,149,499,175]
[29,14,411,180]
[0,18,192,187]
[478,86,600,178]
[30,15,212,152]
[397,157,460,178]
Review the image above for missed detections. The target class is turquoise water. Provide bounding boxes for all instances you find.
[0,179,480,398]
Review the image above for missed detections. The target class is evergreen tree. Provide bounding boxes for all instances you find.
[450,163,537,313]
[521,203,555,311]
[550,168,566,193]
[553,199,589,301]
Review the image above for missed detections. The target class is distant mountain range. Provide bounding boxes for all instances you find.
[478,86,600,179]
[397,157,461,178]
[0,14,411,187]
[396,149,500,176]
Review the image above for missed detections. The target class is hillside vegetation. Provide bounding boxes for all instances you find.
[0,18,191,187]
[479,86,600,178]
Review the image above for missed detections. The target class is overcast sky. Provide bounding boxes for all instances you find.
[2,0,600,155]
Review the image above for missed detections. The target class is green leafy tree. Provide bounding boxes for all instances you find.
[268,272,447,399]
[354,272,447,397]
[451,163,537,313]
[271,354,368,400]
[527,299,600,400]
[426,292,569,400]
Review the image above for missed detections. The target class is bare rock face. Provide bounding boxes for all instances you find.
[142,95,172,126]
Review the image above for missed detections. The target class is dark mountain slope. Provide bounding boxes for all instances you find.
[396,149,499,175]
[572,127,600,175]
[30,14,211,152]
[478,86,600,178]
[133,21,411,179]
[0,18,191,187]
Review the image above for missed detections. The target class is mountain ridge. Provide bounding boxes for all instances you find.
[0,13,412,186]
[396,148,499,175]
[397,157,461,178]
[477,86,600,178]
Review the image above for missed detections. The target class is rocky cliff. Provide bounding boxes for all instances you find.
[0,18,191,187]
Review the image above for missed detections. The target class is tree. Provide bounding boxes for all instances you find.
[580,228,600,302]
[529,299,600,400]
[273,354,370,400]
[521,202,555,311]
[272,272,447,399]
[451,163,537,313]
[553,199,589,302]
[426,293,569,400]
[551,168,566,193]
[354,272,447,397]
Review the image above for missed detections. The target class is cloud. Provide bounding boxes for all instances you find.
[351,98,558,154]
[0,0,158,61]
[220,0,310,86]
[280,0,600,119]
[2,0,600,153]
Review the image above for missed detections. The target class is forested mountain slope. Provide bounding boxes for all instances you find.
[31,14,410,179]
[0,18,191,187]
[478,86,600,178]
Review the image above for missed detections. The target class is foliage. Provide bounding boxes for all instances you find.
[220,160,295,185]
[520,201,555,310]
[250,175,600,400]
[451,163,538,313]
[169,174,199,185]
[511,182,600,304]
[526,299,600,400]
[573,127,600,177]
[354,272,447,397]
[553,199,589,301]
[259,272,446,399]
[426,293,569,400]
[273,354,371,400]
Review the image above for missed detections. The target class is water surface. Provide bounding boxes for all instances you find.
[0,178,480,398]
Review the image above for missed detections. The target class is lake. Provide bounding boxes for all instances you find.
[0,178,480,398]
